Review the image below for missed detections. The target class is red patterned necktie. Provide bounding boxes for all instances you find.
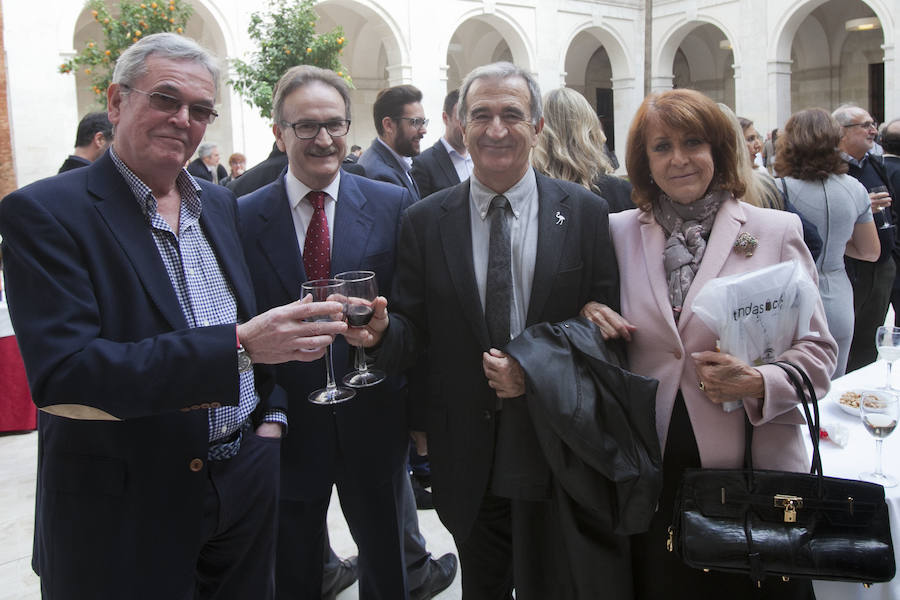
[303,191,330,281]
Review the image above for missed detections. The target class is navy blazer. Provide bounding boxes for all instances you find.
[411,138,462,199]
[0,152,262,597]
[375,172,620,539]
[358,138,421,201]
[238,169,413,500]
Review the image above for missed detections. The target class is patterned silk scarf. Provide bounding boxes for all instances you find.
[651,190,726,320]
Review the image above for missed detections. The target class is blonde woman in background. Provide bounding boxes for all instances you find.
[533,86,634,212]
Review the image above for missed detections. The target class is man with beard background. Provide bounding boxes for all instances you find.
[359,84,428,202]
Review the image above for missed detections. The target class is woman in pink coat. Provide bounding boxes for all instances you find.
[584,89,837,598]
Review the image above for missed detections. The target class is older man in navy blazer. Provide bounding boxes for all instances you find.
[238,65,454,600]
[0,34,345,600]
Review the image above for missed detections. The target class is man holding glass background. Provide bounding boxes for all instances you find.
[238,65,454,600]
[834,104,898,371]
[0,33,346,599]
[353,62,629,599]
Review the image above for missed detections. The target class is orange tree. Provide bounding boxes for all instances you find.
[231,0,350,120]
[59,0,193,106]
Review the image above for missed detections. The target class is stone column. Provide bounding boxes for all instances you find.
[767,59,793,129]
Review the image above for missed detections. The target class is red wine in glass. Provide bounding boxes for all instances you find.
[335,270,386,388]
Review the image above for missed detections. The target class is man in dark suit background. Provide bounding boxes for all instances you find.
[57,111,112,173]
[411,88,472,199]
[238,65,455,600]
[354,62,625,599]
[879,118,900,326]
[187,140,228,183]
[358,84,427,201]
[0,33,346,600]
[343,144,362,164]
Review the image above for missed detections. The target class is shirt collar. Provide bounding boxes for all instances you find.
[376,137,413,172]
[284,167,341,211]
[440,137,469,161]
[841,150,869,168]
[470,167,537,222]
[110,145,202,222]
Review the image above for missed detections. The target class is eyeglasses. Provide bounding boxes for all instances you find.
[844,121,878,130]
[395,117,429,130]
[282,120,351,140]
[121,85,218,124]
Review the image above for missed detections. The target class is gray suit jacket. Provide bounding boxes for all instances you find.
[358,138,420,201]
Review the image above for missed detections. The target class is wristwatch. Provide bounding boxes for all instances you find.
[237,344,253,373]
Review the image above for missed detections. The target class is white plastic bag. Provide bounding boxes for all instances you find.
[691,260,820,411]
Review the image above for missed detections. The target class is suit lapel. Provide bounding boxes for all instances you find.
[526,174,568,324]
[332,174,375,275]
[254,177,305,300]
[376,141,419,199]
[435,141,461,186]
[88,154,187,330]
[199,194,255,320]
[439,181,490,349]
[637,209,680,342]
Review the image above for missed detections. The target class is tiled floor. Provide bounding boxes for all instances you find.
[0,429,461,599]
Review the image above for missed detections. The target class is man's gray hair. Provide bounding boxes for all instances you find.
[832,103,864,127]
[457,62,542,127]
[197,141,217,159]
[112,32,220,96]
[272,65,351,125]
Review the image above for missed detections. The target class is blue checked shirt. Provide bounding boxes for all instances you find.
[110,148,279,441]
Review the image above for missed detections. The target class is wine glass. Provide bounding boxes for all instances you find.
[869,185,892,230]
[335,270,386,388]
[858,389,898,487]
[875,326,900,389]
[301,278,356,405]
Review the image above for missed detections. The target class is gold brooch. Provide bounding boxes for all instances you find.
[734,232,758,257]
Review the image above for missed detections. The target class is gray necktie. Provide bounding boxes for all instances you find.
[485,195,511,349]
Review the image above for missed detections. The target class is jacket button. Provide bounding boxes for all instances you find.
[674,350,682,360]
[482,410,492,421]
[189,458,204,472]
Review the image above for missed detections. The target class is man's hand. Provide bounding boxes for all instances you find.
[580,301,636,341]
[255,422,284,439]
[410,430,428,456]
[237,296,346,364]
[870,189,892,213]
[482,349,525,398]
[342,296,389,348]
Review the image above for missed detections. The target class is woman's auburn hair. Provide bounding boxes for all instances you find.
[774,108,848,181]
[625,88,746,210]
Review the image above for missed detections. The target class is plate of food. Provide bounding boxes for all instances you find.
[835,389,889,417]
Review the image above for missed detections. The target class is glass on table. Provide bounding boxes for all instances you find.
[300,278,356,405]
[858,388,898,487]
[335,270,386,388]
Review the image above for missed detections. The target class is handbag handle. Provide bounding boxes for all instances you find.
[742,361,823,482]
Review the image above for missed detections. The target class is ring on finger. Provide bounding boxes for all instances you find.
[698,381,706,391]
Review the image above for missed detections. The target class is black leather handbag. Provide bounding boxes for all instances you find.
[668,361,896,587]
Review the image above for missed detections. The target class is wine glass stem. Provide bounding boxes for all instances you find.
[355,346,370,374]
[887,360,894,389]
[324,344,338,392]
[875,439,884,477]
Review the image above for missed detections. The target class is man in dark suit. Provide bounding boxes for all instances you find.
[879,118,900,326]
[411,88,472,199]
[343,144,362,164]
[835,104,897,370]
[238,65,455,600]
[227,143,289,196]
[354,62,625,598]
[57,111,112,173]
[358,84,427,201]
[187,140,228,183]
[0,33,346,600]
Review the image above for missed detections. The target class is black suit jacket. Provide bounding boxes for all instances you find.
[0,152,264,597]
[358,138,421,201]
[57,154,91,173]
[411,138,462,199]
[238,170,412,499]
[375,172,620,539]
[187,157,228,183]
[228,145,289,197]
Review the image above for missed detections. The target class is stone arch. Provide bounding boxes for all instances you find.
[655,18,737,106]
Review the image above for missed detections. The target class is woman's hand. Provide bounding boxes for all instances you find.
[580,302,637,341]
[692,350,765,404]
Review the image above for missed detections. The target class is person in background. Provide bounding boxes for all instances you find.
[343,144,362,164]
[773,108,880,378]
[532,86,633,213]
[411,88,472,199]
[879,119,900,327]
[583,88,837,599]
[187,141,228,184]
[57,111,112,173]
[219,152,246,186]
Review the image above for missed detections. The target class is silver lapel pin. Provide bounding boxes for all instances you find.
[555,211,566,225]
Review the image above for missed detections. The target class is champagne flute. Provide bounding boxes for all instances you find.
[335,270,386,388]
[875,326,900,389]
[858,389,898,487]
[301,278,356,405]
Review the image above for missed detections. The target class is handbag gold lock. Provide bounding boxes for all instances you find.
[774,494,803,523]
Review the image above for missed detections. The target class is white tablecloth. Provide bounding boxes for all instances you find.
[811,361,899,599]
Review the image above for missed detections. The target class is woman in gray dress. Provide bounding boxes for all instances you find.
[774,108,880,377]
